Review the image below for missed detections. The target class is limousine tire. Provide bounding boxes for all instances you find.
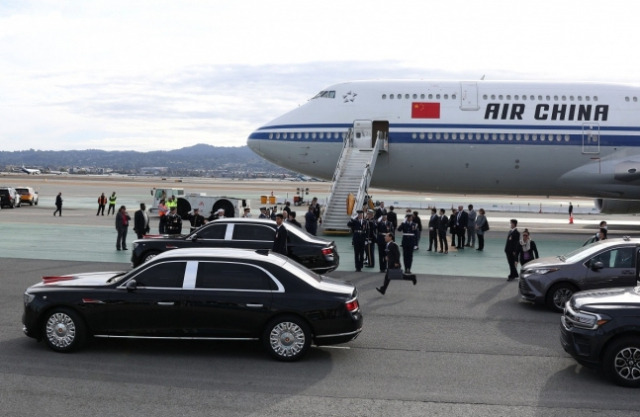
[263,315,311,361]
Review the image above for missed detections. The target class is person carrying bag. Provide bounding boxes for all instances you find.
[376,233,416,295]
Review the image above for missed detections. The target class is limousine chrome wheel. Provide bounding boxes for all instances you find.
[264,316,310,361]
[43,309,85,352]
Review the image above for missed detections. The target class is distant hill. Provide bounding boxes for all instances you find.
[0,144,291,176]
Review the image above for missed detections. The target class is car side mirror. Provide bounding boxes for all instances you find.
[191,233,198,242]
[126,280,137,291]
[591,261,604,271]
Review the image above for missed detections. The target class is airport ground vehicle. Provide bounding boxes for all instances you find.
[0,187,21,208]
[131,218,339,273]
[22,248,362,361]
[519,238,640,312]
[148,187,248,219]
[561,286,640,387]
[15,187,38,206]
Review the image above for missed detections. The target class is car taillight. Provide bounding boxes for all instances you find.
[345,298,359,313]
[322,248,334,256]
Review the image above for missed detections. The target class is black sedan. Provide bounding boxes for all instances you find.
[131,218,339,273]
[23,248,362,361]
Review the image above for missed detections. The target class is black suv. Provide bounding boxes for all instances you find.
[132,218,339,273]
[561,286,640,387]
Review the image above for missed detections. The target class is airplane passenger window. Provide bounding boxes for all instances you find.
[312,133,316,139]
[452,94,456,99]
[269,133,273,139]
[625,97,630,102]
[554,96,558,101]
[507,95,512,100]
[491,95,496,100]
[428,133,433,140]
[436,133,442,140]
[634,97,638,102]
[444,94,449,99]
[483,95,488,100]
[412,133,417,140]
[405,94,410,99]
[586,96,591,101]
[304,133,309,139]
[492,134,497,141]
[276,133,280,139]
[516,95,521,100]
[562,96,567,101]
[508,134,513,141]
[516,134,521,141]
[565,135,570,142]
[546,95,551,100]
[570,96,574,101]
[283,133,287,139]
[524,134,529,141]
[532,135,537,141]
[530,95,535,100]
[421,94,425,99]
[413,94,417,99]
[436,94,441,99]
[390,94,394,99]
[382,94,387,99]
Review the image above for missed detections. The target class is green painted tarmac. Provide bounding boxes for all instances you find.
[0,214,594,279]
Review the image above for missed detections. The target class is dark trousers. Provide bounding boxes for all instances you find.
[53,205,62,216]
[506,251,518,278]
[159,216,166,234]
[456,228,466,248]
[380,268,414,293]
[477,234,485,250]
[107,204,116,215]
[402,237,413,270]
[116,227,128,250]
[365,240,375,267]
[97,204,105,216]
[377,237,387,271]
[428,229,438,251]
[438,231,448,252]
[353,238,365,271]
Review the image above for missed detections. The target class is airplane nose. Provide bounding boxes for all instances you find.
[247,133,260,153]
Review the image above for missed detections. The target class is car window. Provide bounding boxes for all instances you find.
[197,224,226,239]
[233,224,275,241]
[195,262,275,290]
[588,247,635,268]
[132,261,186,287]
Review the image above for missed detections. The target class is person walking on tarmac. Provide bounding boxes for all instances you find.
[397,212,417,274]
[376,233,416,295]
[348,210,368,272]
[107,191,117,215]
[53,192,63,216]
[97,192,107,216]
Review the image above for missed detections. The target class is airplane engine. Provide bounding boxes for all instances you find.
[594,198,640,214]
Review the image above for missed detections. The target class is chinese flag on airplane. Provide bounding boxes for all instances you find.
[411,102,440,119]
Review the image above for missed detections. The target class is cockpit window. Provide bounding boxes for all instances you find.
[312,90,336,99]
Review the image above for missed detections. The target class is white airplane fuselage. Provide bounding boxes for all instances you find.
[247,80,640,212]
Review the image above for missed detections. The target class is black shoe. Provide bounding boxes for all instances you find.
[356,269,361,272]
[116,248,121,251]
[412,276,417,285]
[507,276,515,281]
[376,287,385,295]
[123,248,128,251]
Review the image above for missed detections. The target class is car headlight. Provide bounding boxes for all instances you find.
[24,292,35,306]
[522,267,559,276]
[565,304,610,329]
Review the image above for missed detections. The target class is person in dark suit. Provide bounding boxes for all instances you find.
[376,213,393,272]
[449,207,458,248]
[272,213,288,255]
[427,208,439,252]
[348,210,368,272]
[455,205,468,249]
[376,233,416,295]
[364,210,377,268]
[386,205,398,230]
[505,219,521,280]
[133,203,150,239]
[437,209,449,254]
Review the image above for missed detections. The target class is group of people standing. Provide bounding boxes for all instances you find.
[425,204,489,253]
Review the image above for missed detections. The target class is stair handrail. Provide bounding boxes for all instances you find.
[325,129,353,217]
[353,137,384,215]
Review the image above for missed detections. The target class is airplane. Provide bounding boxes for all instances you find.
[247,79,640,214]
[20,166,41,175]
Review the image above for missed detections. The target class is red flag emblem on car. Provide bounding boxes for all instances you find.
[411,102,440,119]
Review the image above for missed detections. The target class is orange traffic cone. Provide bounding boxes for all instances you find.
[569,215,574,224]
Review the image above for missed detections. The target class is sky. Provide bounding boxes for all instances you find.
[2,0,640,152]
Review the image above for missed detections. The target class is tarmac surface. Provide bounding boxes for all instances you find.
[1,173,639,277]
[2,174,640,416]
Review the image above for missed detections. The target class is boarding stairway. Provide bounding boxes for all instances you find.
[321,129,388,234]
